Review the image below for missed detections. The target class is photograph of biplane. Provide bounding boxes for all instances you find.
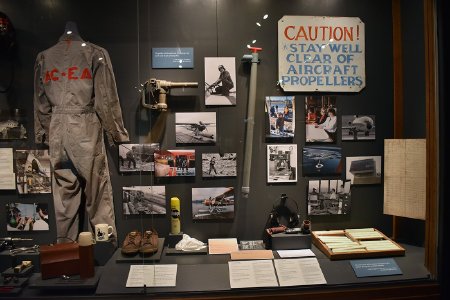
[202,153,237,178]
[346,156,382,185]
[154,149,196,177]
[175,112,216,144]
[265,96,295,138]
[192,187,234,220]
[119,143,160,173]
[302,146,342,176]
[267,144,297,183]
[341,115,376,141]
[122,186,166,215]
[15,150,51,194]
[0,109,27,140]
[307,179,351,216]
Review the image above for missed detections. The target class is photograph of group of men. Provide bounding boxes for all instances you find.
[307,180,351,215]
[118,143,160,173]
[265,96,295,138]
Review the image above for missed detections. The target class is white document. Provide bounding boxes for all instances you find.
[0,148,13,173]
[0,173,15,190]
[277,249,316,258]
[208,238,239,254]
[274,258,327,287]
[228,260,279,288]
[126,264,177,287]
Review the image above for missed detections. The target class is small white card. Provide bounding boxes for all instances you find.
[277,249,316,258]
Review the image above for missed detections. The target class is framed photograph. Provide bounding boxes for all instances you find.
[192,187,234,220]
[0,109,27,140]
[307,180,351,215]
[202,153,237,178]
[6,202,50,231]
[341,115,376,141]
[154,149,195,177]
[205,57,236,106]
[346,156,382,185]
[267,144,297,183]
[122,186,166,215]
[265,96,295,138]
[175,112,216,144]
[305,96,337,143]
[15,150,51,194]
[119,143,160,173]
[302,146,342,176]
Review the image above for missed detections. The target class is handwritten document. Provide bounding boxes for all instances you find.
[274,258,327,286]
[228,260,278,288]
[0,148,15,190]
[384,139,426,220]
[126,264,177,287]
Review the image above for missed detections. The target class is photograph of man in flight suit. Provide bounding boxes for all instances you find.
[34,23,129,245]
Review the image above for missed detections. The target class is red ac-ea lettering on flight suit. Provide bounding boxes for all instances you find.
[44,67,92,83]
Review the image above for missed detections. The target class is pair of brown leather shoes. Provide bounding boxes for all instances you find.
[121,229,159,255]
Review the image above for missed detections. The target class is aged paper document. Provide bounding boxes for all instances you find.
[384,139,426,220]
[274,258,327,286]
[208,238,239,254]
[0,148,15,190]
[126,264,177,287]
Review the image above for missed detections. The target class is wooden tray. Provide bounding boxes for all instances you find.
[312,228,405,260]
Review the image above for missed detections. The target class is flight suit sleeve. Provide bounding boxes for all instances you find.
[93,48,130,146]
[33,53,51,146]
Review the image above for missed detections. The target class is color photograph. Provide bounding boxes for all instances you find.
[267,144,297,183]
[15,150,51,194]
[0,109,27,140]
[346,156,382,185]
[302,146,342,176]
[307,180,351,215]
[205,57,236,106]
[192,187,234,220]
[6,202,50,231]
[122,186,166,215]
[305,96,337,143]
[119,143,160,173]
[175,112,216,144]
[341,115,376,141]
[265,96,295,138]
[202,153,237,178]
[154,149,195,177]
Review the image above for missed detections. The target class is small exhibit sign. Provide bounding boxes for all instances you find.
[152,47,194,69]
[278,16,365,92]
[350,258,402,278]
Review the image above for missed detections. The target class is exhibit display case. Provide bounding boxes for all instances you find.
[0,0,448,299]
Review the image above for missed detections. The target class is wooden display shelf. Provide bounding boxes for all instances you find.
[312,228,405,260]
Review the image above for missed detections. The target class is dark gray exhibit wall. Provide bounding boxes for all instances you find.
[0,0,425,247]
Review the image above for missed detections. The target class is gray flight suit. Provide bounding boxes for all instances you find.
[34,34,129,245]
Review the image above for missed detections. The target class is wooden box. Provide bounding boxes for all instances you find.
[312,228,405,260]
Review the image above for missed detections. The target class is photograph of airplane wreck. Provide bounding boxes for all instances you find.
[15,150,51,194]
[175,112,216,144]
[192,187,234,220]
[341,115,376,141]
[122,186,166,215]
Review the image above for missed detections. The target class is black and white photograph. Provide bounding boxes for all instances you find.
[0,109,27,140]
[192,187,234,220]
[122,186,166,215]
[202,153,237,178]
[204,57,236,106]
[267,144,297,183]
[307,180,351,215]
[118,143,160,173]
[265,96,295,138]
[154,149,196,177]
[341,115,376,141]
[15,150,51,194]
[175,112,216,144]
[302,146,342,176]
[6,202,50,231]
[305,96,337,143]
[346,156,382,185]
